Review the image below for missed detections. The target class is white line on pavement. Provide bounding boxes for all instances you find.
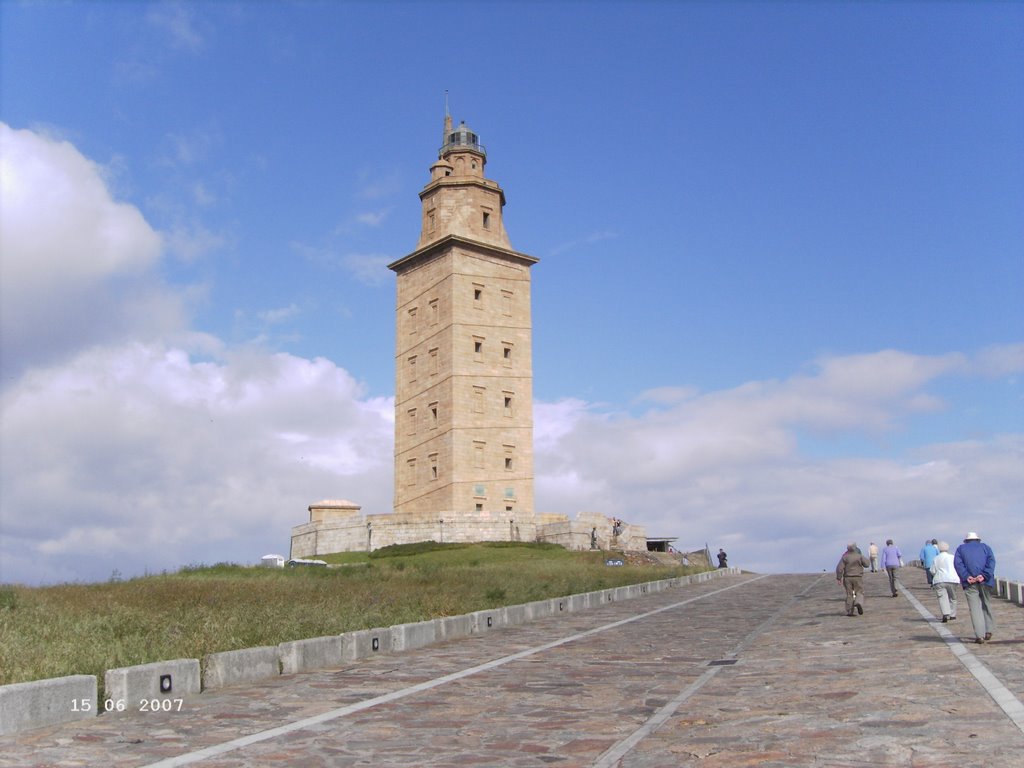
[140,574,770,768]
[592,573,826,768]
[900,582,1024,735]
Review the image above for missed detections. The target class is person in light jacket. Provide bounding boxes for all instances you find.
[929,541,958,623]
[868,542,879,573]
[954,532,996,644]
[919,539,939,585]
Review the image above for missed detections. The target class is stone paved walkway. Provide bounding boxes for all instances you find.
[2,568,1022,767]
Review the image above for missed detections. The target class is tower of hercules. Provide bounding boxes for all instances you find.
[387,114,538,520]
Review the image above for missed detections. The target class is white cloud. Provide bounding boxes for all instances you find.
[258,304,301,326]
[533,347,1024,580]
[356,209,390,227]
[147,2,204,52]
[548,230,618,257]
[0,342,393,585]
[342,253,392,285]
[164,221,229,262]
[0,123,186,375]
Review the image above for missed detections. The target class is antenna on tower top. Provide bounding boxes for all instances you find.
[443,90,452,138]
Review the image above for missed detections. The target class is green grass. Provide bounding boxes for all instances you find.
[0,543,704,698]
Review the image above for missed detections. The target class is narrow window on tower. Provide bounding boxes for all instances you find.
[473,441,485,469]
[473,283,484,307]
[503,392,513,417]
[482,210,491,229]
[473,386,485,413]
[429,402,439,429]
[408,307,418,334]
[429,453,438,481]
[408,355,417,383]
[502,343,512,367]
[473,336,484,361]
[428,209,436,231]
[407,408,417,435]
[429,347,439,376]
[501,290,513,317]
[504,445,514,472]
[406,458,417,486]
[429,299,439,325]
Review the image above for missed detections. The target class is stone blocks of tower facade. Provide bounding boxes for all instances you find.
[392,237,537,518]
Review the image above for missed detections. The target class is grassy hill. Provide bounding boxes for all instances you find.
[0,542,705,693]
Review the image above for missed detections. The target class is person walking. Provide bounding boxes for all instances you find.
[836,543,871,616]
[954,532,996,644]
[919,539,939,585]
[881,539,902,597]
[930,541,958,623]
[717,549,728,568]
[868,542,879,573]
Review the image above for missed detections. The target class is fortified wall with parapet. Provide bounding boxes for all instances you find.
[290,501,648,559]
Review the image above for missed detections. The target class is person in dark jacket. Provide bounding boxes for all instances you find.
[836,543,871,616]
[954,531,996,644]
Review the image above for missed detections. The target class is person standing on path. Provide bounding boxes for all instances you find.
[930,541,958,623]
[868,542,879,573]
[881,539,902,597]
[836,543,871,616]
[717,549,728,568]
[954,531,996,644]
[920,539,939,585]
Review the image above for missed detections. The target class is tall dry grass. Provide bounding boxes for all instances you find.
[0,542,702,696]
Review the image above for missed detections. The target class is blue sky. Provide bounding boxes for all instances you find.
[1,1,1021,586]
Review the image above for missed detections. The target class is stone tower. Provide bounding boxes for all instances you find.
[387,114,538,520]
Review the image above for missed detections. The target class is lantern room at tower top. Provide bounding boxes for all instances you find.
[441,117,486,157]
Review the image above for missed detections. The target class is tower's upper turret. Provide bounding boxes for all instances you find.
[417,113,510,250]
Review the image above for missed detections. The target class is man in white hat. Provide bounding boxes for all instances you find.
[953,532,996,644]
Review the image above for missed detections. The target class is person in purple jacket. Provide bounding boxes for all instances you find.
[881,539,902,597]
[954,531,996,644]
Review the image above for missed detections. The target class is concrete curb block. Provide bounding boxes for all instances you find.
[0,675,96,736]
[995,578,1022,606]
[278,636,345,674]
[204,646,281,690]
[390,620,438,653]
[469,608,503,633]
[104,659,200,715]
[2,568,738,735]
[343,627,392,660]
[435,614,474,642]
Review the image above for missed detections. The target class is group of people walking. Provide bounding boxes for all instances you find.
[835,532,996,645]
